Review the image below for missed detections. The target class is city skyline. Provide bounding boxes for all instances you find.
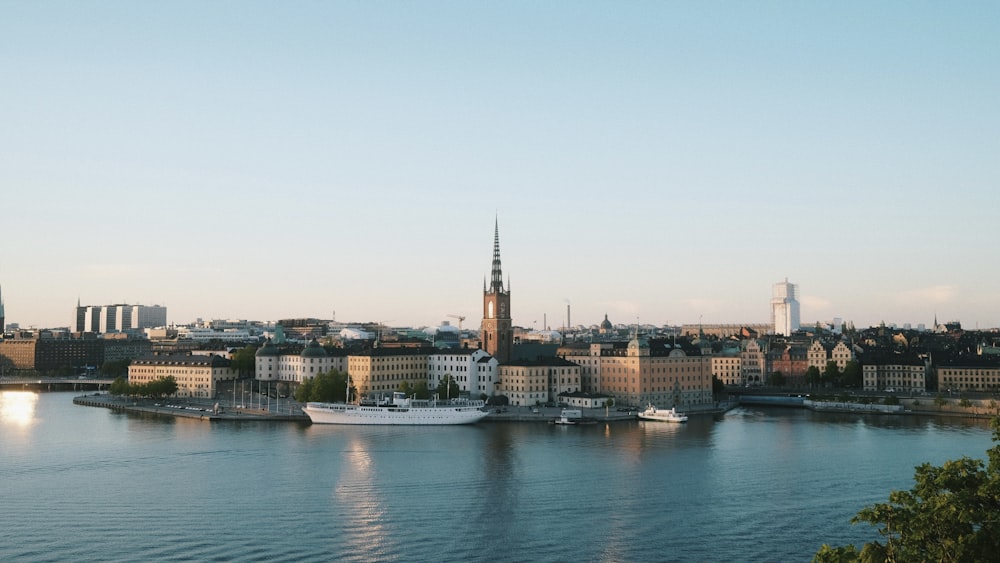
[2,3,998,330]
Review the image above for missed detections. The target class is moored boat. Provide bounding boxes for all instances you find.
[637,404,688,423]
[302,392,488,425]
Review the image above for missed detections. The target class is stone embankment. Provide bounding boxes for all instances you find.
[73,393,310,422]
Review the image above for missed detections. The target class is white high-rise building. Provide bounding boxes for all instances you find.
[74,302,167,334]
[771,279,800,336]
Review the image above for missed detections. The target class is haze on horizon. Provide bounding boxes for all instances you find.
[2,2,997,331]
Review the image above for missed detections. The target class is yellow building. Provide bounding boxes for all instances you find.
[347,348,432,398]
[712,354,742,386]
[498,357,581,407]
[128,354,237,399]
[937,360,1000,393]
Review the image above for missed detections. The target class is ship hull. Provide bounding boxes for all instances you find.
[302,402,488,425]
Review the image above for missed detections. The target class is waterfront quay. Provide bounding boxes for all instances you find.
[73,392,310,422]
[72,390,733,423]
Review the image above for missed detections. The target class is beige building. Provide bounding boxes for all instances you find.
[808,340,856,373]
[712,353,743,386]
[596,337,712,408]
[556,342,607,393]
[497,357,581,407]
[558,338,713,407]
[862,358,927,393]
[128,354,237,399]
[741,340,766,386]
[937,360,1000,393]
[347,348,432,398]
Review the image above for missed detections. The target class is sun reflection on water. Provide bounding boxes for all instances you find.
[1,391,39,427]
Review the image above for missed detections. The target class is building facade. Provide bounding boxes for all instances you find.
[347,348,433,398]
[741,339,766,386]
[0,334,111,373]
[936,359,1000,393]
[556,342,608,393]
[128,354,237,398]
[254,338,347,382]
[74,302,167,334]
[428,348,498,399]
[862,355,928,393]
[712,353,743,386]
[497,357,581,407]
[771,279,800,336]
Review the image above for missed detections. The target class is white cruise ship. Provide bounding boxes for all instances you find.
[302,392,488,425]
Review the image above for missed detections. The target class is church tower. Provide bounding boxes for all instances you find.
[482,219,513,363]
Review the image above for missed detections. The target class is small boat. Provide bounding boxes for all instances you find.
[638,404,688,423]
[552,415,576,425]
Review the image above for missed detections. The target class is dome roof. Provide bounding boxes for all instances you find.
[255,338,279,357]
[600,314,613,330]
[300,338,328,358]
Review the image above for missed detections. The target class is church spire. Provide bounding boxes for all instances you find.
[490,218,505,294]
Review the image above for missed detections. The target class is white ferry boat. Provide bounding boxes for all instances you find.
[637,404,688,423]
[302,392,488,425]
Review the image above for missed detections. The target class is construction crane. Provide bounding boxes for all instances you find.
[447,314,466,330]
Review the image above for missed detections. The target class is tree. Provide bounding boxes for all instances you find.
[147,376,178,398]
[295,370,350,403]
[823,361,841,387]
[712,375,724,397]
[436,374,459,400]
[109,375,129,397]
[0,355,15,376]
[842,360,862,388]
[230,346,257,377]
[806,366,822,388]
[814,417,1000,562]
[768,371,786,387]
[411,379,430,400]
[101,359,131,378]
[294,377,313,403]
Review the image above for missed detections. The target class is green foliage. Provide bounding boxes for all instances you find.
[294,378,312,403]
[435,374,460,399]
[109,375,129,396]
[935,395,949,407]
[883,395,899,406]
[411,379,430,400]
[823,361,841,385]
[768,371,786,387]
[960,398,972,408]
[806,366,822,388]
[814,418,1000,562]
[396,380,431,399]
[712,375,724,396]
[842,360,862,388]
[297,369,351,403]
[101,359,131,378]
[812,544,859,563]
[109,375,178,398]
[230,346,257,377]
[912,399,921,406]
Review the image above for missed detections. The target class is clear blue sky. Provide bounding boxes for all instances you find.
[2,2,998,331]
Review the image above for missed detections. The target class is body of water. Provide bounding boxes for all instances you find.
[0,391,994,562]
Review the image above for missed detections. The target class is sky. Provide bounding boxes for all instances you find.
[1,2,998,331]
